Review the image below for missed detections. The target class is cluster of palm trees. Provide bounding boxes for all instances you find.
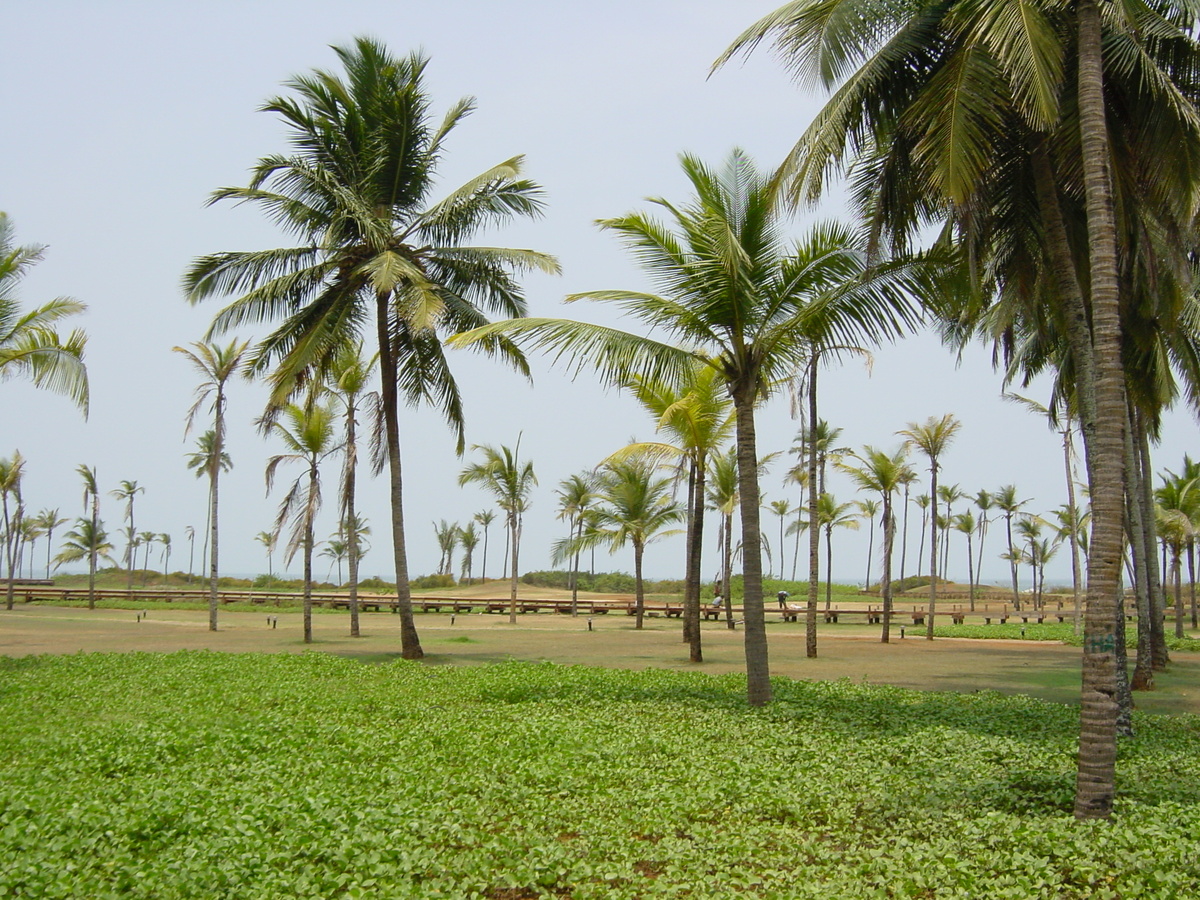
[8,4,1200,819]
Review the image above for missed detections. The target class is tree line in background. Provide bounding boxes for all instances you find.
[5,0,1200,818]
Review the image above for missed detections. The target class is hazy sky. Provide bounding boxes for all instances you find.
[2,1,1195,588]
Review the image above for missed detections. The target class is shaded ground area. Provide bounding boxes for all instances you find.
[3,604,1197,714]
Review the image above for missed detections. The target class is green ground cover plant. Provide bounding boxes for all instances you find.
[2,653,1199,898]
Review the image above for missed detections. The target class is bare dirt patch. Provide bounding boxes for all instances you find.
[3,604,1196,714]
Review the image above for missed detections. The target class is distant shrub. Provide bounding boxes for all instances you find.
[358,576,395,591]
[411,573,456,590]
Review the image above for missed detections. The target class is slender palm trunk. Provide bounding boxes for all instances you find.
[1064,430,1083,636]
[806,356,820,658]
[881,497,894,643]
[1075,0,1126,819]
[824,526,833,611]
[87,494,98,610]
[480,524,488,582]
[864,515,874,589]
[733,387,770,706]
[1173,550,1184,639]
[208,424,220,631]
[634,539,646,630]
[1137,421,1168,670]
[507,513,520,624]
[976,516,988,602]
[684,460,704,662]
[125,502,136,593]
[570,517,582,617]
[926,463,938,641]
[345,406,361,638]
[377,293,422,658]
[302,465,316,644]
[2,496,14,611]
[1006,514,1020,610]
[1189,543,1197,629]
[965,529,975,611]
[899,484,910,583]
[722,512,735,631]
[1126,413,1154,691]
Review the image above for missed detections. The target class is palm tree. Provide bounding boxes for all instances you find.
[158,533,172,583]
[452,153,922,704]
[936,483,966,580]
[53,518,114,577]
[768,499,795,581]
[185,40,558,661]
[994,485,1029,610]
[555,472,598,617]
[973,490,994,600]
[433,520,459,577]
[320,538,348,584]
[77,465,100,609]
[567,459,685,629]
[323,342,377,637]
[108,480,143,592]
[952,511,977,610]
[839,445,911,641]
[0,451,24,610]
[138,530,156,584]
[254,530,277,581]
[853,497,879,589]
[176,340,250,631]
[265,402,338,643]
[708,447,741,631]
[459,443,536,624]
[899,414,961,640]
[717,0,1200,821]
[0,213,89,412]
[610,362,734,658]
[474,509,495,583]
[184,525,196,584]
[458,522,479,586]
[36,509,67,580]
[812,493,859,611]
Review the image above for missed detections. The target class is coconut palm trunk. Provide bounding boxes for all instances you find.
[732,385,770,706]
[806,356,820,658]
[345,406,361,638]
[880,496,895,643]
[684,462,704,661]
[507,511,520,624]
[722,510,735,631]
[927,468,939,640]
[1074,0,1127,820]
[302,470,316,644]
[377,292,423,659]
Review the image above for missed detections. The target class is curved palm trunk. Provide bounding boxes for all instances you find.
[377,293,423,659]
[1006,515,1020,611]
[880,497,894,643]
[571,518,582,617]
[88,493,98,610]
[125,501,136,593]
[733,387,770,706]
[806,357,820,658]
[1074,0,1126,819]
[480,525,489,582]
[864,516,874,590]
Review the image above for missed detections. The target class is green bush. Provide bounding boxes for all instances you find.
[410,573,456,590]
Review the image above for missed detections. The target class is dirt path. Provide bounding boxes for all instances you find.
[3,605,1196,714]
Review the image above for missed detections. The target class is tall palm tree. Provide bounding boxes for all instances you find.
[474,509,495,583]
[768,498,795,581]
[708,446,741,631]
[853,497,880,590]
[610,362,734,658]
[452,153,922,704]
[936,483,966,580]
[433,520,459,577]
[53,518,114,577]
[459,443,536,624]
[254,530,277,581]
[555,472,598,617]
[0,451,24,610]
[993,485,1029,610]
[323,342,376,637]
[458,521,479,586]
[185,39,558,661]
[566,459,685,629]
[974,490,994,600]
[138,530,156,584]
[839,445,911,641]
[176,340,250,631]
[265,402,339,643]
[718,0,1200,821]
[76,465,100,609]
[158,533,171,583]
[812,493,859,611]
[36,509,68,580]
[0,213,88,412]
[108,480,143,592]
[899,414,961,640]
[952,511,978,610]
[184,525,196,584]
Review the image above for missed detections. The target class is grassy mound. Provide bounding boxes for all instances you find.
[2,653,1198,898]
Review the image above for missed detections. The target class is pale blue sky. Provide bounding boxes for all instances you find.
[2,1,1193,588]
